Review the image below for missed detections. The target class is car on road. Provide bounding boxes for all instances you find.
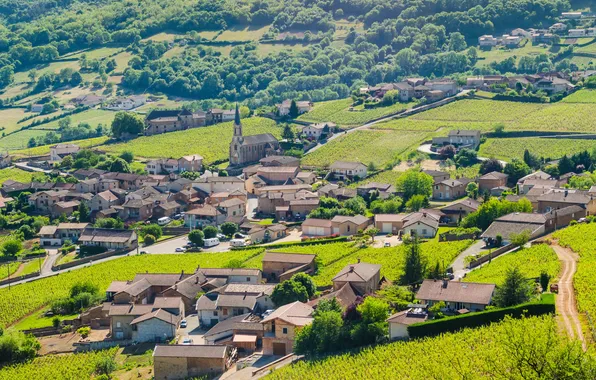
[216,233,227,240]
[175,247,187,252]
[181,337,192,345]
[383,241,391,247]
[139,251,147,255]
[180,319,187,328]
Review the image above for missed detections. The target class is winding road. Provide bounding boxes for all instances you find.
[552,243,586,350]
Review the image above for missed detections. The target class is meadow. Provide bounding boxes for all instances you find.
[100,117,281,162]
[13,61,81,83]
[0,129,50,151]
[0,108,27,134]
[12,136,109,156]
[561,89,596,103]
[473,42,551,68]
[0,167,36,185]
[301,130,427,168]
[298,98,417,128]
[215,26,270,41]
[61,47,123,60]
[348,170,404,188]
[266,316,586,379]
[464,244,559,285]
[31,109,116,130]
[479,137,596,161]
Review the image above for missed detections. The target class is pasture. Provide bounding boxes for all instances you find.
[479,137,596,161]
[31,109,116,130]
[215,26,270,41]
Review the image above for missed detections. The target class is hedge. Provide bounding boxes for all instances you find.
[230,236,348,250]
[407,294,555,339]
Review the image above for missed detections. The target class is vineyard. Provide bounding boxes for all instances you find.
[11,136,109,157]
[265,315,592,379]
[0,167,36,185]
[348,170,404,188]
[0,249,263,328]
[100,117,281,162]
[297,98,417,128]
[301,130,426,168]
[464,244,559,284]
[0,348,118,380]
[561,89,596,103]
[479,137,596,162]
[554,223,596,318]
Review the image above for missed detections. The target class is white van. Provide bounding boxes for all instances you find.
[203,238,220,248]
[157,217,171,226]
[230,239,247,247]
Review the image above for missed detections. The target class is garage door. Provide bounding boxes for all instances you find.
[273,342,286,356]
[382,223,392,234]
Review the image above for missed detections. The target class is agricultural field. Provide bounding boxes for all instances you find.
[141,32,185,42]
[301,130,427,168]
[266,316,581,379]
[575,41,596,54]
[473,42,551,68]
[256,43,310,57]
[163,46,187,59]
[12,136,109,157]
[100,117,281,162]
[32,109,116,130]
[13,61,81,83]
[0,348,118,380]
[554,223,596,319]
[0,167,37,185]
[216,26,270,41]
[0,129,50,151]
[479,137,596,161]
[61,47,123,61]
[561,89,596,103]
[348,170,404,188]
[464,244,559,285]
[135,97,184,113]
[0,261,21,280]
[0,83,31,101]
[0,108,27,135]
[112,51,134,71]
[298,98,417,128]
[569,55,595,68]
[0,250,264,328]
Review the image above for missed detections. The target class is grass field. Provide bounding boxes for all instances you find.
[0,108,27,134]
[473,42,551,68]
[464,244,559,285]
[298,98,417,128]
[479,137,596,161]
[62,47,122,61]
[0,129,50,151]
[348,170,404,188]
[112,51,134,71]
[301,130,427,168]
[100,117,280,162]
[0,167,36,185]
[31,109,115,130]
[135,97,184,113]
[560,89,596,103]
[569,55,595,68]
[215,26,270,41]
[256,43,310,56]
[198,30,221,40]
[12,136,109,156]
[13,61,80,83]
[575,40,596,54]
[141,32,185,42]
[0,83,31,100]
[163,46,187,59]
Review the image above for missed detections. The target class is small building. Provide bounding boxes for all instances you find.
[329,161,367,181]
[0,152,11,169]
[262,252,316,283]
[302,123,334,140]
[331,215,371,236]
[78,227,138,251]
[259,156,301,168]
[537,189,596,215]
[277,100,313,116]
[549,23,567,32]
[402,212,440,238]
[561,12,582,19]
[332,262,381,295]
[131,308,180,343]
[422,170,450,184]
[184,204,225,228]
[203,313,264,352]
[153,345,236,380]
[50,143,80,162]
[432,179,467,201]
[38,223,89,246]
[387,306,428,340]
[440,198,481,224]
[301,218,334,236]
[432,130,481,150]
[261,302,313,356]
[478,35,498,47]
[248,224,288,244]
[481,212,551,245]
[374,214,408,234]
[103,96,146,111]
[478,171,508,192]
[416,279,496,312]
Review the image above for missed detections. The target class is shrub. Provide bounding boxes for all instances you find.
[0,332,40,363]
[203,226,218,239]
[77,326,91,339]
[143,234,156,245]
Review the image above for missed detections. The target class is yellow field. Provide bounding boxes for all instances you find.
[31,109,115,130]
[0,108,27,134]
[216,26,270,41]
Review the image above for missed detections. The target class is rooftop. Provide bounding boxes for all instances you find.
[416,280,495,305]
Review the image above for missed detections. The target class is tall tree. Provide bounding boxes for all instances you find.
[493,267,533,307]
[400,236,426,286]
[111,112,144,139]
[289,100,299,118]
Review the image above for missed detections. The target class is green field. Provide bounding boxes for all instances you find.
[12,136,109,156]
[561,89,596,103]
[473,42,551,68]
[301,130,427,168]
[348,170,404,188]
[256,43,310,57]
[0,83,31,100]
[61,47,123,61]
[100,117,281,162]
[575,40,596,54]
[32,109,116,130]
[141,32,185,42]
[298,98,417,128]
[479,137,596,161]
[569,55,595,68]
[215,26,270,41]
[0,129,50,151]
[13,61,81,83]
[464,244,559,284]
[0,108,27,135]
[0,167,36,185]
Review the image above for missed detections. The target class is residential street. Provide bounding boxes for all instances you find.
[450,240,488,280]
[41,249,59,275]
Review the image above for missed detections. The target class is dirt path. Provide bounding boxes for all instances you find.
[552,243,586,350]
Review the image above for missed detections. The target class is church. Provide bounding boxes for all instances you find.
[229,105,281,167]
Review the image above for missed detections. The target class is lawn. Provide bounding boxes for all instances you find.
[13,61,80,83]
[464,244,559,285]
[134,97,186,113]
[298,98,417,128]
[0,108,27,134]
[560,89,596,103]
[9,308,79,331]
[12,136,109,156]
[479,137,596,161]
[348,170,404,188]
[100,117,281,162]
[61,47,122,61]
[31,109,116,130]
[301,130,427,168]
[215,26,270,41]
[0,167,36,185]
[0,129,50,151]
[473,41,551,68]
[163,46,187,59]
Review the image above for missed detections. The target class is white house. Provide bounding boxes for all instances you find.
[478,35,498,47]
[103,96,146,111]
[561,12,582,19]
[402,212,440,238]
[50,143,80,162]
[277,100,313,116]
[387,306,428,340]
[549,23,567,32]
[302,123,334,140]
[329,161,367,180]
[569,29,587,37]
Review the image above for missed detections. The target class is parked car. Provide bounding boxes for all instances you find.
[175,247,186,252]
[216,233,227,240]
[157,217,171,226]
[180,319,187,328]
[203,238,220,248]
[139,251,147,255]
[230,239,248,247]
[172,214,182,220]
[383,241,391,247]
[181,337,192,345]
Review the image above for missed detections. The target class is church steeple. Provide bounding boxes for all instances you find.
[233,103,242,137]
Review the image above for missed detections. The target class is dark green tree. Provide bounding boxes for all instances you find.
[493,267,533,307]
[289,100,299,118]
[271,279,309,306]
[111,112,144,139]
[399,236,426,286]
[203,225,218,239]
[78,202,90,222]
[188,229,204,246]
[220,222,238,237]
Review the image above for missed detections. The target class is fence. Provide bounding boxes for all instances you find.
[439,233,476,242]
[74,339,134,352]
[0,271,40,286]
[468,244,515,269]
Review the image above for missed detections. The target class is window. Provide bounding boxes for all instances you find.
[282,327,288,334]
[246,277,250,282]
[213,311,218,316]
[116,322,121,328]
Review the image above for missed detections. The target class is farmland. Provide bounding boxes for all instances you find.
[12,136,109,157]
[301,130,427,168]
[0,129,50,151]
[473,42,551,68]
[464,244,559,285]
[13,61,81,83]
[0,348,118,380]
[348,170,404,188]
[100,117,280,162]
[61,47,123,60]
[561,89,596,103]
[0,167,37,185]
[31,109,116,130]
[266,315,589,379]
[479,137,596,161]
[554,223,596,319]
[0,250,264,328]
[215,26,270,41]
[297,98,417,128]
[0,108,27,135]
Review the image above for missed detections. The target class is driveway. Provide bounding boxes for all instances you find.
[41,249,59,275]
[246,195,258,219]
[178,314,206,345]
[451,240,490,280]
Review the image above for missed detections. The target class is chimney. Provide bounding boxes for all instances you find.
[442,279,448,288]
[565,190,568,197]
[357,258,361,263]
[349,266,354,272]
[195,276,199,284]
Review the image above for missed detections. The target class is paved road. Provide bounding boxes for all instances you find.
[13,163,68,176]
[41,249,59,275]
[552,243,586,350]
[135,235,232,254]
[451,240,488,280]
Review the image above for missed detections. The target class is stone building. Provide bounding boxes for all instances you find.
[229,105,280,167]
[144,109,206,136]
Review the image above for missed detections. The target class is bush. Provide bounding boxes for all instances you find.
[77,326,91,339]
[143,234,156,245]
[203,226,218,239]
[95,356,117,377]
[140,224,162,240]
[407,294,555,339]
[0,332,40,363]
[188,230,204,246]
[2,239,22,256]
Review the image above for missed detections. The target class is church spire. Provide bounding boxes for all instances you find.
[233,103,242,137]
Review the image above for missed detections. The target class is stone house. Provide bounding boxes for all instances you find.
[203,314,263,353]
[262,252,316,283]
[248,224,288,244]
[131,308,181,343]
[432,179,467,200]
[28,190,69,213]
[537,189,596,215]
[184,204,225,228]
[193,176,245,195]
[153,345,236,380]
[478,171,508,192]
[261,302,313,356]
[50,143,80,162]
[144,109,206,136]
[402,211,440,238]
[38,223,89,246]
[259,156,300,167]
[89,190,121,213]
[301,218,334,236]
[330,215,371,236]
[78,228,137,251]
[422,170,450,184]
[440,198,481,224]
[276,100,313,116]
[332,262,381,295]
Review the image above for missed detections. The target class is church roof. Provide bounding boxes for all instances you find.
[241,133,278,146]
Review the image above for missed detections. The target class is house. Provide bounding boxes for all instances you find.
[261,302,314,356]
[276,100,313,116]
[184,204,225,228]
[78,228,138,251]
[329,161,367,181]
[153,345,236,380]
[144,109,206,136]
[51,200,80,218]
[121,198,154,221]
[387,306,428,340]
[511,28,531,37]
[332,262,381,295]
[203,314,263,353]
[503,35,522,47]
[537,189,596,215]
[331,215,371,236]
[301,218,334,236]
[72,94,105,107]
[478,35,498,47]
[432,179,467,200]
[549,23,567,32]
[374,214,408,234]
[38,223,89,246]
[328,187,358,201]
[103,96,146,111]
[432,130,481,150]
[50,143,80,162]
[518,178,558,195]
[28,190,70,213]
[248,224,288,244]
[531,32,555,44]
[194,176,245,194]
[426,79,458,96]
[481,212,551,244]
[440,198,481,223]
[215,198,246,219]
[259,156,300,168]
[146,155,203,175]
[302,123,335,140]
[478,171,508,192]
[568,29,586,37]
[416,279,496,312]
[356,182,397,200]
[229,106,281,167]
[422,170,450,184]
[562,11,582,19]
[402,211,440,238]
[131,307,182,343]
[534,77,574,94]
[31,104,44,113]
[102,172,149,191]
[262,252,316,282]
